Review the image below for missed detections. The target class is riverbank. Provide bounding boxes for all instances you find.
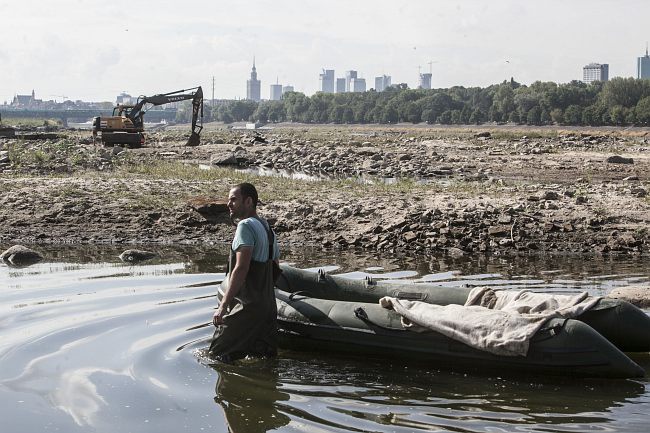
[1,123,649,257]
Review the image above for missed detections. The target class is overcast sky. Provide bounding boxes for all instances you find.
[1,0,649,103]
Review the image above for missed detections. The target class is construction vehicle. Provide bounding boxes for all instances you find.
[92,86,203,147]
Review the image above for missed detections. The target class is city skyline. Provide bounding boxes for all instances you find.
[2,1,650,103]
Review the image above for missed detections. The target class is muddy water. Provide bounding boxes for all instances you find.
[1,244,649,432]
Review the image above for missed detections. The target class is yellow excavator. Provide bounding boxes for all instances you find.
[92,86,203,147]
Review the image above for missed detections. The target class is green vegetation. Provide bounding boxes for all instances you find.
[6,140,81,170]
[184,78,650,127]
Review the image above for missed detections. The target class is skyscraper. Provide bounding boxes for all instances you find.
[270,81,283,101]
[345,70,358,92]
[582,63,609,84]
[282,85,294,94]
[419,72,432,89]
[350,78,366,93]
[638,46,650,79]
[336,78,346,93]
[375,75,392,92]
[319,69,335,93]
[246,58,261,101]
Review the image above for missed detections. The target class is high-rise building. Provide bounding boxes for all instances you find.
[282,85,294,94]
[270,82,283,101]
[350,77,366,93]
[319,69,335,93]
[246,58,261,101]
[336,78,346,93]
[582,63,609,84]
[419,72,432,89]
[345,70,358,92]
[375,75,392,92]
[638,46,650,79]
[116,92,134,105]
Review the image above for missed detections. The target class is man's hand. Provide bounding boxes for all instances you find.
[213,306,225,326]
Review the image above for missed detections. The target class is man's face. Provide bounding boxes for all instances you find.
[227,187,250,221]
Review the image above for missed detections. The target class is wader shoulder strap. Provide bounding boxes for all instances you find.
[254,217,275,262]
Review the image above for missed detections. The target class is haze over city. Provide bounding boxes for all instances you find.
[2,0,649,103]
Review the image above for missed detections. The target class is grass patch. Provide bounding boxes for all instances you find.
[6,142,51,168]
[110,158,444,202]
[5,139,84,170]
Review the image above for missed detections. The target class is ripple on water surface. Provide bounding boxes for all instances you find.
[0,245,649,432]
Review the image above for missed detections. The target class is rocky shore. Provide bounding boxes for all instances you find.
[1,124,649,258]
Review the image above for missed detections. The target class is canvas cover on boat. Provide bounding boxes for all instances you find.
[380,288,601,356]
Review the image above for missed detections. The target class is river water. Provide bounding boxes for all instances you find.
[1,244,649,433]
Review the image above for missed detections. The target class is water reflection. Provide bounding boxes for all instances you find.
[213,360,290,433]
[207,352,648,433]
[2,244,650,433]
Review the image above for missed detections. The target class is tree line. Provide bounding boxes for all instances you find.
[177,77,650,126]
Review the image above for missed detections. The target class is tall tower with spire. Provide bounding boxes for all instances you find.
[638,44,650,79]
[246,58,261,101]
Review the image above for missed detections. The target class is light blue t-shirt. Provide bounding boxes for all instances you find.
[232,217,280,262]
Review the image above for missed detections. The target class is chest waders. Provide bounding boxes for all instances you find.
[209,222,278,362]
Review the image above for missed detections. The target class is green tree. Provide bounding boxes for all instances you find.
[438,110,452,124]
[540,108,551,124]
[609,105,627,125]
[635,96,650,125]
[283,92,310,122]
[421,108,435,124]
[492,82,516,115]
[563,105,583,125]
[582,104,604,126]
[550,108,564,124]
[381,104,398,123]
[469,108,485,124]
[271,101,286,122]
[526,106,541,125]
[600,77,649,108]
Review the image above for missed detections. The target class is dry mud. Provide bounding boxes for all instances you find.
[1,124,649,258]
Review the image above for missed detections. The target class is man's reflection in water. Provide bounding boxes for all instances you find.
[214,359,290,433]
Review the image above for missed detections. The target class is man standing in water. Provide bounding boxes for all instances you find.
[210,183,280,362]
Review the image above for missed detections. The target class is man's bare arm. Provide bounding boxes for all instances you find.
[213,247,252,325]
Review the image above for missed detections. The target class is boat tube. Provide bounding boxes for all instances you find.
[276,264,650,353]
[274,290,645,378]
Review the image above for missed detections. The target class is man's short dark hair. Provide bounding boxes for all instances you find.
[235,183,258,207]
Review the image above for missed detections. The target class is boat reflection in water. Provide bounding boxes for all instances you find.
[208,352,647,433]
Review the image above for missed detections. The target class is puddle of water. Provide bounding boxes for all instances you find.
[199,164,450,186]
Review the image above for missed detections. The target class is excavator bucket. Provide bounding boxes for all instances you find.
[186,132,201,146]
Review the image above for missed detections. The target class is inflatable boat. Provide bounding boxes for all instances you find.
[276,264,650,354]
[215,265,648,377]
[274,290,644,378]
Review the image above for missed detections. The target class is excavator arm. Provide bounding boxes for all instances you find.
[129,86,204,146]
